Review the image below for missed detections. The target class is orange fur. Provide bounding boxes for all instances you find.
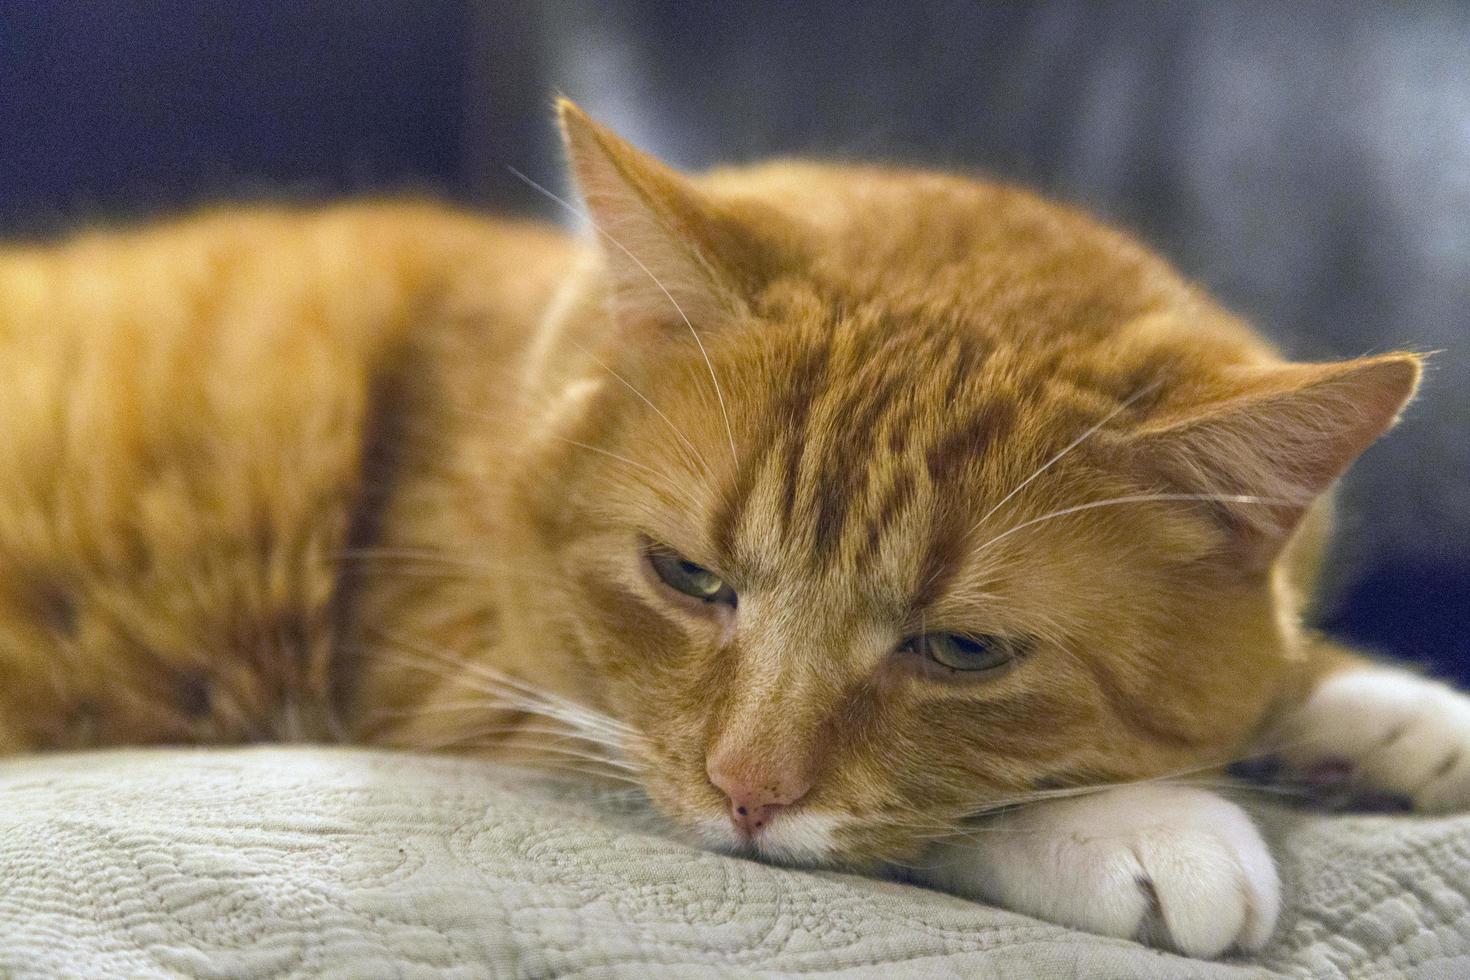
[0,102,1419,871]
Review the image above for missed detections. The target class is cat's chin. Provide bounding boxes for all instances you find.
[689,810,849,868]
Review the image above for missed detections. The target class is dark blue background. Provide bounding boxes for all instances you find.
[2,1,1465,680]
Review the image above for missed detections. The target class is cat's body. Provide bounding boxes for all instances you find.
[0,203,570,751]
[0,102,1463,959]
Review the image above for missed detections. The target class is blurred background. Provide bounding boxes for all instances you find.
[2,1,1466,677]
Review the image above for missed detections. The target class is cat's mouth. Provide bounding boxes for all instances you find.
[690,807,848,866]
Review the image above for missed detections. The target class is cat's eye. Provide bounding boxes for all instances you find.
[645,545,737,606]
[901,632,1020,674]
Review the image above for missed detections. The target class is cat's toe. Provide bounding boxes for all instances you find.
[1124,804,1279,956]
[928,784,1279,958]
[1280,669,1470,812]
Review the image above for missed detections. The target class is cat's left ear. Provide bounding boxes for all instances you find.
[557,98,788,330]
[1122,353,1422,572]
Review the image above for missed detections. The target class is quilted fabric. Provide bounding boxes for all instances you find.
[1,748,1469,979]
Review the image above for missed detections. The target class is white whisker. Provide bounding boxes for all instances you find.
[570,339,712,478]
[552,437,667,481]
[971,492,1288,559]
[372,638,639,744]
[461,737,640,771]
[508,165,740,471]
[968,383,1159,539]
[505,761,646,787]
[382,662,600,735]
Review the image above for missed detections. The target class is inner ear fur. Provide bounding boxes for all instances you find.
[1121,353,1422,572]
[556,98,797,331]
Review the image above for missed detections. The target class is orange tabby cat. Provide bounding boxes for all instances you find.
[0,100,1458,958]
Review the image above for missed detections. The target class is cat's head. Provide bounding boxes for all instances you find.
[499,101,1420,867]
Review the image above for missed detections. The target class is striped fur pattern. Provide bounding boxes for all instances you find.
[0,101,1420,882]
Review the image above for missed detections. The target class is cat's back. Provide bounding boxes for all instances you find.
[0,200,568,360]
[0,201,570,751]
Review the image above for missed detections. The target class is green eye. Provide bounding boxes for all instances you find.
[646,546,736,606]
[903,633,1019,673]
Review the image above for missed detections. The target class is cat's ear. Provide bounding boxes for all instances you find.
[1124,353,1421,571]
[557,98,777,330]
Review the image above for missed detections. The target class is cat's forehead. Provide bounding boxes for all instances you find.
[706,311,1078,603]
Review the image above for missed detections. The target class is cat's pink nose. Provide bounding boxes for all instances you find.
[706,754,813,838]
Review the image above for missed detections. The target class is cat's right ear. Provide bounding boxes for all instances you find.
[556,98,785,331]
[1121,352,1422,573]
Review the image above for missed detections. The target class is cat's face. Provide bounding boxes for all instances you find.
[527,305,1272,867]
[497,102,1418,867]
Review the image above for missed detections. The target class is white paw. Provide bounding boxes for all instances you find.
[1278,668,1470,812]
[923,785,1279,959]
